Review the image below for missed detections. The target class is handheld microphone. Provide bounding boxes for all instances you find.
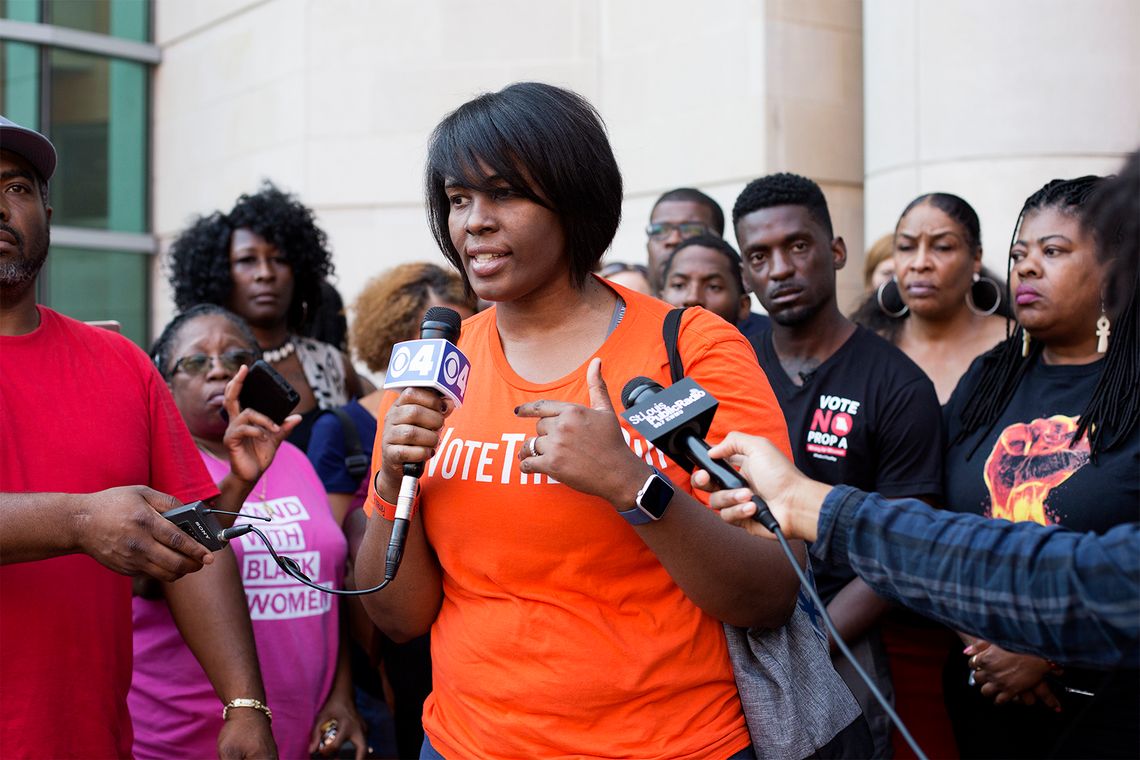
[381,306,469,580]
[619,376,780,532]
[621,375,929,758]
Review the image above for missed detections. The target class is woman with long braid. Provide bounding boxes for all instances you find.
[941,174,1139,759]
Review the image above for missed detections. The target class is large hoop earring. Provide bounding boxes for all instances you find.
[877,276,908,318]
[966,273,1001,317]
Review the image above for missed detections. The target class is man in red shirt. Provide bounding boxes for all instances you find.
[0,116,275,759]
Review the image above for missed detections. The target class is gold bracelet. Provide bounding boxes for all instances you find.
[222,697,273,722]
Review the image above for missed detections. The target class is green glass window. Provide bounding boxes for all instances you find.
[43,247,150,346]
[45,1,149,42]
[0,39,39,126]
[47,47,147,232]
[4,0,156,348]
[1,0,40,23]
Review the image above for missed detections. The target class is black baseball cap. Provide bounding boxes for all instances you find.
[0,115,57,182]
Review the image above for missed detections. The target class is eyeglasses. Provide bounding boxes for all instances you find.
[600,262,650,278]
[173,349,257,377]
[645,222,710,241]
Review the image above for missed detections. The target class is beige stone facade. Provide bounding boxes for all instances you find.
[151,0,1138,366]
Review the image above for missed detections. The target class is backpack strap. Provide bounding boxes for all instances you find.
[327,406,369,481]
[662,307,688,383]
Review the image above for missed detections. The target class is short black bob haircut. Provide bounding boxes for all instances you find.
[663,233,746,296]
[733,172,834,240]
[167,182,333,333]
[425,82,623,291]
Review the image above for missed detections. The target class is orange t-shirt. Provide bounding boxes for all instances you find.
[369,285,792,759]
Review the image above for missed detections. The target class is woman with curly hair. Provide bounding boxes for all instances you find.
[168,182,363,451]
[306,262,475,760]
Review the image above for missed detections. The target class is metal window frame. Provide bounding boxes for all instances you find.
[0,18,160,63]
[51,226,157,254]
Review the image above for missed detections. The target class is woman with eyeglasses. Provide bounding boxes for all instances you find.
[168,183,364,452]
[354,82,866,760]
[130,304,366,760]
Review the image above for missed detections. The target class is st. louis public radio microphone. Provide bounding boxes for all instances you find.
[621,375,930,758]
[381,306,470,581]
[620,376,780,532]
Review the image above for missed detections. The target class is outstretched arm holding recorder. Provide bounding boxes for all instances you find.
[698,432,1140,669]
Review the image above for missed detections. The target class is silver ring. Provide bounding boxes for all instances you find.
[526,436,538,458]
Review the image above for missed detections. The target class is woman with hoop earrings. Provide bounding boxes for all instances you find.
[852,193,1011,403]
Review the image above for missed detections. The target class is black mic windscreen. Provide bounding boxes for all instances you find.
[420,306,463,343]
[621,376,663,410]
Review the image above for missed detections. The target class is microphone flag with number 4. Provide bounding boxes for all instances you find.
[383,338,471,407]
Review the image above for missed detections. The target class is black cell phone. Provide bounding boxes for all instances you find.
[237,359,300,425]
[163,500,226,550]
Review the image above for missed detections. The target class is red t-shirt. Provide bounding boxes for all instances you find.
[0,307,217,759]
[368,285,792,759]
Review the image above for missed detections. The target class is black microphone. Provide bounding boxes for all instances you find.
[620,376,780,532]
[382,306,465,580]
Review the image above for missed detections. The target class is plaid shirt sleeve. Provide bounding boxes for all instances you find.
[813,484,1139,669]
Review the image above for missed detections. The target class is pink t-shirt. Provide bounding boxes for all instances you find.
[130,443,346,759]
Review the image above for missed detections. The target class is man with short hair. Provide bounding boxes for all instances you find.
[645,187,723,294]
[733,172,946,758]
[658,233,751,326]
[646,187,769,336]
[0,116,275,759]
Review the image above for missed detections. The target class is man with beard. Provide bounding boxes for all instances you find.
[0,116,274,759]
[733,173,946,758]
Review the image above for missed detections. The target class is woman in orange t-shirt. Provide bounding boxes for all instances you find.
[355,82,829,760]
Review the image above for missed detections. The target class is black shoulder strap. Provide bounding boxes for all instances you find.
[662,307,687,383]
[327,407,369,481]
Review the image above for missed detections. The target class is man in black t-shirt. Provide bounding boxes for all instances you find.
[733,173,944,758]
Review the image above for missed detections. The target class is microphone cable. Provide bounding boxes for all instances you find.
[750,519,927,759]
[619,379,928,759]
[219,522,391,596]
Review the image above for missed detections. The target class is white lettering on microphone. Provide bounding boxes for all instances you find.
[625,388,707,429]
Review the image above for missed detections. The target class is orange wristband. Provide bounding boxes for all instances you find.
[364,491,399,521]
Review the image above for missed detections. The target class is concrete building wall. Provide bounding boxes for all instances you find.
[150,0,865,372]
[864,0,1140,289]
[152,1,1136,353]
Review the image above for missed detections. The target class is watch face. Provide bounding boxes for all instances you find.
[638,471,675,520]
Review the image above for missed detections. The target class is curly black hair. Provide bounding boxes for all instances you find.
[167,182,334,332]
[732,172,833,239]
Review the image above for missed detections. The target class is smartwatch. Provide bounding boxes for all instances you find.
[617,467,675,525]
